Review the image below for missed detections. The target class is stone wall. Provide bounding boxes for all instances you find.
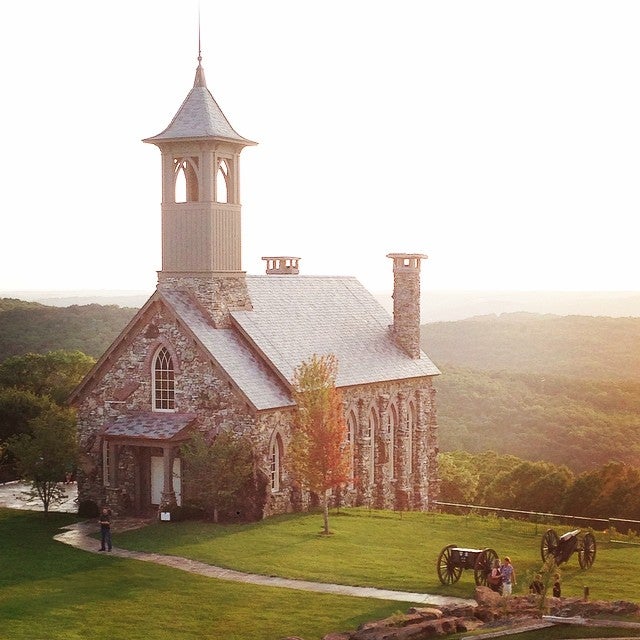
[75,299,439,517]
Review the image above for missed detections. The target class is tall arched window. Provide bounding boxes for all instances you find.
[153,347,175,411]
[270,434,282,492]
[174,157,199,203]
[368,408,378,484]
[408,400,416,476]
[389,403,398,479]
[216,159,230,203]
[346,410,357,483]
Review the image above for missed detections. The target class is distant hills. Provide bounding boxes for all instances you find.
[424,312,640,380]
[4,289,640,322]
[0,298,136,362]
[423,313,640,472]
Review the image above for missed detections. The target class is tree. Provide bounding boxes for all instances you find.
[437,452,479,504]
[7,404,77,517]
[0,388,56,482]
[289,353,350,535]
[0,350,95,404]
[180,430,257,522]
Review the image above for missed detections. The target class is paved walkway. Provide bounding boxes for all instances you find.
[53,519,474,608]
[0,480,77,512]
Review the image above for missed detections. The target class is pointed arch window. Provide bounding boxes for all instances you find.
[408,400,416,476]
[346,410,357,483]
[153,347,175,411]
[215,158,230,203]
[174,157,199,203]
[368,408,378,484]
[270,434,283,492]
[389,403,399,479]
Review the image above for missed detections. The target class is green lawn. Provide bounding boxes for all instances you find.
[2,507,639,640]
[0,509,411,640]
[115,508,640,603]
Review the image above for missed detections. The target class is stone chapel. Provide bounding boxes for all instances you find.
[70,51,441,519]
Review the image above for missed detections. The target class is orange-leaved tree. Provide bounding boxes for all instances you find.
[290,353,350,535]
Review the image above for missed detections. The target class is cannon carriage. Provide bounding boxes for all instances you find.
[540,528,596,569]
[436,544,498,585]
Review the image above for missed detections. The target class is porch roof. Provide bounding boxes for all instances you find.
[103,412,197,442]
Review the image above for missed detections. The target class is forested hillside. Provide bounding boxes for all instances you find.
[422,313,640,472]
[0,299,137,361]
[423,312,640,379]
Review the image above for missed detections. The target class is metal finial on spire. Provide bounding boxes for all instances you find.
[194,5,206,87]
[198,5,202,64]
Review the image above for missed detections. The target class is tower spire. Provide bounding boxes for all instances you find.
[194,9,206,87]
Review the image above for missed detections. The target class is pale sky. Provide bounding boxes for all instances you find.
[1,0,639,295]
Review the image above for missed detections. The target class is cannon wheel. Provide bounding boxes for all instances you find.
[437,544,463,585]
[541,528,560,563]
[578,532,596,569]
[473,547,498,586]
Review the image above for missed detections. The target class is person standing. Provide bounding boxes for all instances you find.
[488,558,502,593]
[500,556,516,595]
[98,506,112,552]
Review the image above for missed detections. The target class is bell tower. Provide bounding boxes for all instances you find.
[144,51,256,325]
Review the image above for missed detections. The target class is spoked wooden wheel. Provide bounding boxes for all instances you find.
[578,532,596,569]
[437,544,463,585]
[474,548,498,586]
[541,529,560,563]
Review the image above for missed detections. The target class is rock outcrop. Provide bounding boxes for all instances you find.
[312,587,640,640]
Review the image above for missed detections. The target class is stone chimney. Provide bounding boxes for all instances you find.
[386,253,427,359]
[262,256,300,275]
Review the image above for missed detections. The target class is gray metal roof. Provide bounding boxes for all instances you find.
[159,289,293,411]
[232,275,440,388]
[144,84,254,144]
[103,412,197,441]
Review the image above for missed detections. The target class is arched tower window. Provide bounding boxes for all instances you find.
[153,346,175,411]
[368,408,379,484]
[174,157,199,203]
[270,434,283,492]
[215,158,230,203]
[389,403,398,479]
[408,400,416,476]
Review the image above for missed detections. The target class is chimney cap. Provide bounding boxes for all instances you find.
[262,256,301,275]
[386,253,428,260]
[387,253,428,272]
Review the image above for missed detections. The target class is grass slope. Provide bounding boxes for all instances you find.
[114,509,640,603]
[3,508,640,639]
[0,510,408,640]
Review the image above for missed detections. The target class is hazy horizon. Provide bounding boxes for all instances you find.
[3,288,640,324]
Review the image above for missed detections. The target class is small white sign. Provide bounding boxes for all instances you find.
[160,511,171,521]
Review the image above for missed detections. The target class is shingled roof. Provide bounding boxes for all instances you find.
[143,61,255,145]
[157,274,439,411]
[235,275,440,387]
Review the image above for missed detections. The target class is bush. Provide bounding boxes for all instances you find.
[168,504,205,522]
[78,499,99,518]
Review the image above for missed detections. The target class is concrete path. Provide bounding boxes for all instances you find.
[53,519,474,608]
[0,480,77,512]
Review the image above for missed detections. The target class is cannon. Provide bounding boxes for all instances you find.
[436,544,498,586]
[540,528,596,569]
